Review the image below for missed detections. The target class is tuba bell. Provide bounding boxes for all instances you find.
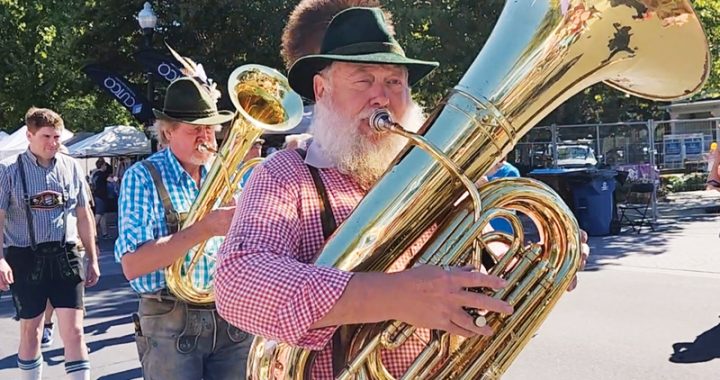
[248,0,710,378]
[165,65,304,305]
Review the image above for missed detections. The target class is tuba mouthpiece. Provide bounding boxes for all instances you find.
[369,108,393,132]
[197,144,218,154]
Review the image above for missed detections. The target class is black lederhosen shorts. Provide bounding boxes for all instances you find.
[5,242,85,319]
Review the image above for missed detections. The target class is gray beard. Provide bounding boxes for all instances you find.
[309,97,426,190]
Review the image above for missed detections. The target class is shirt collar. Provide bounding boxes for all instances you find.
[304,139,336,169]
[23,149,56,169]
[163,147,209,185]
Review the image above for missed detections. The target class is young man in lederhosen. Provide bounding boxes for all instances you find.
[0,107,100,380]
[114,77,252,379]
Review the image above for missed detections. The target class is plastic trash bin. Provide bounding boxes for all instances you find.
[568,169,617,236]
[527,168,585,208]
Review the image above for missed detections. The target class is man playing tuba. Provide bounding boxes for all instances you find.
[114,77,253,379]
[215,7,519,379]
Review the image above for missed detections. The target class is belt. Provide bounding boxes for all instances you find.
[139,289,216,310]
[8,242,75,256]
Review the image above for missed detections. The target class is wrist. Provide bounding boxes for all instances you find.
[361,271,406,322]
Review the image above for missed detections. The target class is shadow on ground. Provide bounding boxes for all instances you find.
[97,367,143,380]
[585,213,720,271]
[669,317,720,364]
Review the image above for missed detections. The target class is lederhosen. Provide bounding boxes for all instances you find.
[5,154,85,319]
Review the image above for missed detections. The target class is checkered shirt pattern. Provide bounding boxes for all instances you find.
[216,149,430,379]
[114,148,221,294]
[0,150,88,248]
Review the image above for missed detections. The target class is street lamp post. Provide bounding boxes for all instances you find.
[137,2,158,151]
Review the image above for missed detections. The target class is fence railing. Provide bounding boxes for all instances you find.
[511,117,720,176]
[509,117,720,220]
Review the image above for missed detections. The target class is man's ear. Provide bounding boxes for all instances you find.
[313,73,326,100]
[162,128,171,143]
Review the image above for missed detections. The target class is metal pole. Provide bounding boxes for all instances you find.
[596,124,601,164]
[648,119,658,222]
[144,31,154,107]
[551,123,558,168]
[143,29,157,153]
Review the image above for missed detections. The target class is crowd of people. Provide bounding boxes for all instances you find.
[0,1,590,379]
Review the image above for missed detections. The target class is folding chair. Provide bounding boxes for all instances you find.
[618,182,656,234]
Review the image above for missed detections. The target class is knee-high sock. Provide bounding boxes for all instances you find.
[18,356,42,380]
[65,360,90,380]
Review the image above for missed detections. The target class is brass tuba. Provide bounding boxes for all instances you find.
[248,0,710,378]
[165,65,303,305]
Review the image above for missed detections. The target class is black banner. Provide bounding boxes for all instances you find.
[133,49,184,83]
[82,64,155,124]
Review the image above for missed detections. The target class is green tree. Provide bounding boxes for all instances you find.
[0,0,133,134]
[1,0,719,134]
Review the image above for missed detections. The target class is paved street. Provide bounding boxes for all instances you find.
[505,212,720,380]
[0,192,719,379]
[0,238,141,379]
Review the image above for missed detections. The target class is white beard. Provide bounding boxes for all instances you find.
[309,94,426,190]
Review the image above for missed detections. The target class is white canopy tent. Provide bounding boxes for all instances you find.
[0,125,74,161]
[0,131,8,143]
[68,125,150,158]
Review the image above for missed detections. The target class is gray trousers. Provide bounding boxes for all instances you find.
[134,295,253,380]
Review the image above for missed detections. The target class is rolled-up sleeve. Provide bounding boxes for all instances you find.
[216,159,352,350]
[114,165,158,262]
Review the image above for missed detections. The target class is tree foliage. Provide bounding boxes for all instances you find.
[0,0,718,134]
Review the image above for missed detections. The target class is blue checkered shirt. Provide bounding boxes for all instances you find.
[114,147,222,294]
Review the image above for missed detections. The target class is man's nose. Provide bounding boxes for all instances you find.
[368,83,390,108]
[200,126,214,140]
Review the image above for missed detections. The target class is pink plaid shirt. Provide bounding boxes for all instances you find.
[216,147,429,379]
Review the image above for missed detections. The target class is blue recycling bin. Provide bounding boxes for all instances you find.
[569,170,617,236]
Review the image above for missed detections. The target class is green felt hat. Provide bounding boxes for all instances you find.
[153,77,234,125]
[288,7,439,101]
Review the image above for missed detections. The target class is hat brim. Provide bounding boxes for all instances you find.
[153,109,235,125]
[288,52,439,101]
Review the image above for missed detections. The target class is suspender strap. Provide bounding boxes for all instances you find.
[295,149,349,375]
[16,155,37,250]
[141,161,181,234]
[296,149,337,240]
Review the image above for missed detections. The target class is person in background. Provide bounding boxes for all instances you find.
[90,160,110,239]
[283,133,313,151]
[0,107,100,380]
[18,145,97,351]
[487,156,521,181]
[484,157,521,234]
